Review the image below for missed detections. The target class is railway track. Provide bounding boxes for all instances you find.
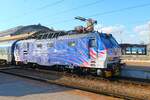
[0,66,150,100]
[26,66,150,86]
[27,67,150,86]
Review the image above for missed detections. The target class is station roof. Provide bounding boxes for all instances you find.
[0,24,51,37]
[120,43,147,47]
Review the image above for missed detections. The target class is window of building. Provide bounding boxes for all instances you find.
[125,47,131,54]
[131,47,138,54]
[123,46,147,55]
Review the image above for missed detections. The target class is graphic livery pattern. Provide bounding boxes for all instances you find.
[14,32,121,69]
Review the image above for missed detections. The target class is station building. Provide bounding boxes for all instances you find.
[120,43,150,61]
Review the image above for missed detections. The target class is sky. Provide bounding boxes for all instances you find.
[0,0,150,44]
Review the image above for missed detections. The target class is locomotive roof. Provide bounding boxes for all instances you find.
[28,30,93,39]
[28,30,114,40]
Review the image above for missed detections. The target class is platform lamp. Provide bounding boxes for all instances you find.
[148,22,150,44]
[148,22,150,56]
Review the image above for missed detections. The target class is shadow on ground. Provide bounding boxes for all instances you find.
[0,73,72,97]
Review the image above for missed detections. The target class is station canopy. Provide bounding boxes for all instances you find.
[0,24,51,37]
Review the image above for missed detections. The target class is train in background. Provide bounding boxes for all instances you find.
[0,19,122,77]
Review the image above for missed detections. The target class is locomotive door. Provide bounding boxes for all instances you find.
[89,38,97,60]
[22,42,29,64]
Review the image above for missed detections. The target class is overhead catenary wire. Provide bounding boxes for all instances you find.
[3,0,65,22]
[37,0,65,10]
[87,2,150,17]
[48,0,105,16]
[49,2,150,25]
[41,0,105,27]
[2,1,150,30]
[5,0,105,22]
[22,0,65,16]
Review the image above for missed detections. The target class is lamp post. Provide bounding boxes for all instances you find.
[148,23,150,44]
[148,23,150,56]
[119,30,122,44]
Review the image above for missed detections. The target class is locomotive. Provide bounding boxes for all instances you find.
[0,18,122,77]
[0,30,121,77]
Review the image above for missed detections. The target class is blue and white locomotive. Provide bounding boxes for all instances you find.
[0,18,122,77]
[13,30,121,77]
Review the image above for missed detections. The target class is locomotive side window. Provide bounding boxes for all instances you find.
[47,43,53,48]
[27,43,29,50]
[37,44,42,48]
[68,41,76,47]
[89,39,96,47]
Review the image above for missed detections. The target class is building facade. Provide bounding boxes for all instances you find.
[120,43,150,61]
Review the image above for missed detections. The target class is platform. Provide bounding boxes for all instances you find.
[0,73,119,100]
[121,65,150,80]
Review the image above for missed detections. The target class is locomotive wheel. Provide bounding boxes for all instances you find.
[113,65,121,76]
[96,69,106,77]
[30,63,38,69]
[96,69,102,76]
[0,60,7,65]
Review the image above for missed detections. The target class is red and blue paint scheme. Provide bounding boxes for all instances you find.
[14,31,121,76]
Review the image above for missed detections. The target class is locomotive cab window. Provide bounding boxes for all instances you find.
[89,39,96,47]
[15,44,19,49]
